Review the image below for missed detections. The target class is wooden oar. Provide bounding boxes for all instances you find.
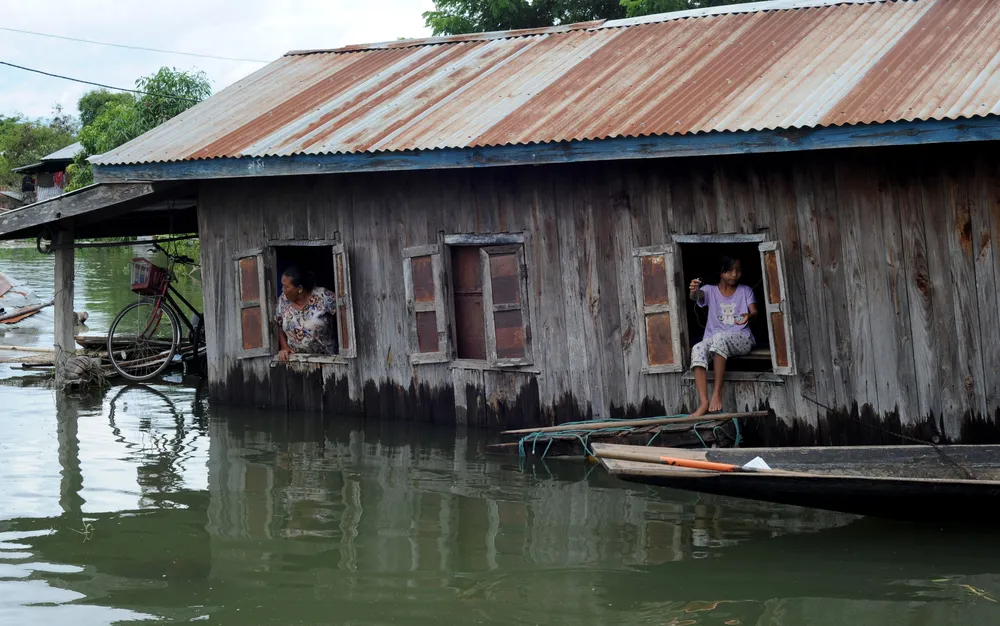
[595,448,809,475]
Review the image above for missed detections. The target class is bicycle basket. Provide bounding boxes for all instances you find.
[130,258,168,295]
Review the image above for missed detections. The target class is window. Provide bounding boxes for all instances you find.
[403,234,532,368]
[634,235,794,377]
[234,241,357,362]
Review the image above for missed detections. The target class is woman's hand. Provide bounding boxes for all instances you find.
[277,348,295,362]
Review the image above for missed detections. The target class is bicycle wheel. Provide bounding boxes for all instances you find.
[107,299,181,382]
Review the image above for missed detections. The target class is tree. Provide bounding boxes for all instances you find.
[424,0,765,34]
[0,108,78,188]
[68,67,211,191]
[78,90,134,127]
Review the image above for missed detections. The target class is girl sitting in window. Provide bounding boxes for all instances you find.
[688,255,757,417]
[274,266,338,361]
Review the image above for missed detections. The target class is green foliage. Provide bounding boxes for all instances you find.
[424,0,766,34]
[68,67,212,191]
[135,67,212,129]
[77,90,134,128]
[0,107,78,188]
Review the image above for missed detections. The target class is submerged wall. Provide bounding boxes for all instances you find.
[197,142,1000,443]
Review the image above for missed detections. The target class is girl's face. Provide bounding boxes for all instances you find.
[720,259,742,286]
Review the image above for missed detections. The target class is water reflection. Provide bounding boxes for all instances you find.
[2,381,1000,624]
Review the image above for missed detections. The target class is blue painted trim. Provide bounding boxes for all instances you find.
[93,116,1000,183]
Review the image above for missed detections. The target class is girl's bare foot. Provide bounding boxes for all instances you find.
[691,401,709,417]
[708,395,723,413]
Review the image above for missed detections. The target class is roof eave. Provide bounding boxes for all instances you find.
[92,117,1000,184]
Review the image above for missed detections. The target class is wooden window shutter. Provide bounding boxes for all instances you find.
[235,249,270,359]
[403,244,450,364]
[759,241,795,375]
[331,243,357,358]
[481,245,532,367]
[634,245,683,373]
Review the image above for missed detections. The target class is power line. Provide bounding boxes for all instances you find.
[0,61,201,102]
[0,26,269,64]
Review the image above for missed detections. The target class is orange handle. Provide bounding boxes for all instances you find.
[659,456,740,472]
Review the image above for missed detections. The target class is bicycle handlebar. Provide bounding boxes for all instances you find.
[148,241,198,266]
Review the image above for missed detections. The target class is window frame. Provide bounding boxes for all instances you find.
[263,238,358,365]
[667,232,794,379]
[404,232,536,371]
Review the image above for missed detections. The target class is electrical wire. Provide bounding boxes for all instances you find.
[0,26,269,63]
[0,61,201,102]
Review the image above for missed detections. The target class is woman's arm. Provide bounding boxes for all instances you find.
[276,324,293,361]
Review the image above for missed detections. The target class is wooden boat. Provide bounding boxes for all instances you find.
[591,442,1000,522]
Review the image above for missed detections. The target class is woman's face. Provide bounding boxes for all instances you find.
[721,259,742,285]
[281,275,303,301]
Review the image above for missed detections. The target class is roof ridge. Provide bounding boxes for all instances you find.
[284,0,894,56]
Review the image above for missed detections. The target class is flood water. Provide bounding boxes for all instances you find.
[2,245,1000,625]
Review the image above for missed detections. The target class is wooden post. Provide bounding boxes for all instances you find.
[53,228,75,384]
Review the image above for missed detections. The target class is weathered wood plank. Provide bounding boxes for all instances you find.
[943,163,988,418]
[915,168,963,429]
[873,165,918,420]
[836,161,878,406]
[0,183,157,237]
[812,164,852,409]
[792,166,834,409]
[972,158,1000,415]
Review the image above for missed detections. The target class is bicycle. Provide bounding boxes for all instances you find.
[107,242,205,382]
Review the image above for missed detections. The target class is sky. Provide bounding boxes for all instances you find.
[0,0,436,120]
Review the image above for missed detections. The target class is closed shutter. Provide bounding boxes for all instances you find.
[235,250,270,359]
[759,241,794,375]
[331,243,357,358]
[482,245,532,367]
[403,244,450,364]
[634,245,683,373]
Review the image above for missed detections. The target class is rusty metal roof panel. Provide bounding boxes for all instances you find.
[92,0,1000,166]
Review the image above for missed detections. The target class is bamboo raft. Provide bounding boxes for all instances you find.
[487,411,770,461]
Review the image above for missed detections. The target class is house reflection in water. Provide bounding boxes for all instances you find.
[204,413,852,578]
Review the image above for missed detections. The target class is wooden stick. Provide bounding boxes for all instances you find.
[0,345,57,353]
[595,448,809,475]
[0,300,53,323]
[501,411,769,436]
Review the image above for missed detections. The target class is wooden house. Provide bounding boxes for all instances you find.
[12,141,81,203]
[5,0,1000,444]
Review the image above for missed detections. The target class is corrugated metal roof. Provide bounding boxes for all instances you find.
[42,142,82,162]
[92,0,1000,166]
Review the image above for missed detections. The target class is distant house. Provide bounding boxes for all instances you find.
[12,141,81,203]
[0,189,25,211]
[2,0,1000,444]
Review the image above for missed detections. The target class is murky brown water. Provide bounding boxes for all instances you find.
[2,246,1000,625]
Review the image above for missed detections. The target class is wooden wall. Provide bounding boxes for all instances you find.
[197,141,1000,443]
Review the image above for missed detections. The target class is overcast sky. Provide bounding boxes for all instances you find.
[0,0,436,120]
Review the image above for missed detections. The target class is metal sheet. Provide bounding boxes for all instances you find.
[92,0,1000,166]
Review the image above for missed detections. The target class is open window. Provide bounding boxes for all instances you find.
[403,234,533,368]
[269,241,357,362]
[669,234,793,377]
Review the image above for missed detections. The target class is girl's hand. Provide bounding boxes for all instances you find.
[688,278,703,296]
[734,314,749,326]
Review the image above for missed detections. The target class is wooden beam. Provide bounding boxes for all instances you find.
[501,410,769,436]
[0,182,157,238]
[53,228,75,384]
[92,117,1000,183]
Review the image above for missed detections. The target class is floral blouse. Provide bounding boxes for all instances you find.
[274,286,337,354]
